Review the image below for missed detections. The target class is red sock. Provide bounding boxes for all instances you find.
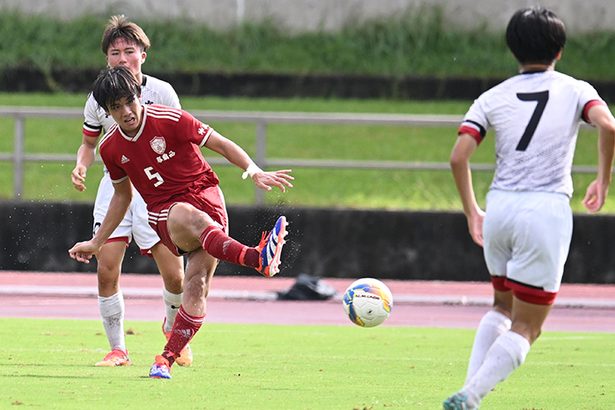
[199,225,259,267]
[162,306,203,366]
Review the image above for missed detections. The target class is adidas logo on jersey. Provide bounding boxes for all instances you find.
[121,155,130,164]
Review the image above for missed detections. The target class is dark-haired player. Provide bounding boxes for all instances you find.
[70,15,190,368]
[444,7,615,409]
[69,66,293,379]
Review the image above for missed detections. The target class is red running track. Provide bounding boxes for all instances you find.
[1,271,614,332]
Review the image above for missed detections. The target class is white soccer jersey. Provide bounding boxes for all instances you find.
[459,70,604,197]
[82,74,181,138]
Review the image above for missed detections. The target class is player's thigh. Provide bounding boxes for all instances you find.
[506,193,572,292]
[167,203,218,251]
[150,242,184,284]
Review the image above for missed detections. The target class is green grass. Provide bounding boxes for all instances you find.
[1,92,614,212]
[0,318,613,409]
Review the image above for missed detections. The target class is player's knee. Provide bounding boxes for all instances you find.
[159,269,184,292]
[511,322,541,344]
[170,203,210,233]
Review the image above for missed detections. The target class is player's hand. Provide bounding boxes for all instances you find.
[583,179,608,213]
[252,169,294,192]
[71,165,87,192]
[68,240,100,263]
[467,208,485,247]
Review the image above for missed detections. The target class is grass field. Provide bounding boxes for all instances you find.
[1,93,613,213]
[0,318,613,409]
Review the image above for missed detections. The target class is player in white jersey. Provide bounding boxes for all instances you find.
[70,15,192,368]
[443,7,615,410]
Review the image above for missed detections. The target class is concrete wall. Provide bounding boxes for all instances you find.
[1,0,614,34]
[2,201,615,283]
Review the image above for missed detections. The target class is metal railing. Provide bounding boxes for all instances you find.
[0,106,597,203]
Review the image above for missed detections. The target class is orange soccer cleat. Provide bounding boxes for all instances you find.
[95,349,132,367]
[149,355,171,379]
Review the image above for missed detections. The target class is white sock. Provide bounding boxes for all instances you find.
[98,292,126,352]
[163,289,183,332]
[465,310,511,384]
[464,331,530,405]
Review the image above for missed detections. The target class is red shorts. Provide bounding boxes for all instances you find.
[147,185,228,256]
[491,276,557,305]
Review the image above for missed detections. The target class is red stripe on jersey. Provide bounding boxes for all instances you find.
[83,128,101,138]
[582,99,607,124]
[491,276,508,291]
[458,125,483,145]
[490,276,557,305]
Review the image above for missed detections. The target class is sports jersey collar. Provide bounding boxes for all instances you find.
[118,106,147,142]
[141,75,148,87]
[520,69,548,74]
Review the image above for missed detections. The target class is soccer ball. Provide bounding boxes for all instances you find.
[342,278,393,327]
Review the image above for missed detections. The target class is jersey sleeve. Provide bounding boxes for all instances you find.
[99,135,128,183]
[82,94,103,137]
[458,97,488,144]
[180,111,213,147]
[577,81,606,124]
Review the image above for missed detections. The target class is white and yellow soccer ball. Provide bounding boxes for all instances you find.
[342,278,393,327]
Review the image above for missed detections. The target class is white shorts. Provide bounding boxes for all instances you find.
[93,172,161,252]
[483,190,572,293]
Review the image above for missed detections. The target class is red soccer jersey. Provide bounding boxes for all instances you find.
[99,104,219,209]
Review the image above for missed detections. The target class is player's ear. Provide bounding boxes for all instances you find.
[555,50,563,61]
[140,51,147,64]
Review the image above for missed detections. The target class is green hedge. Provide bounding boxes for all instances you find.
[2,10,615,80]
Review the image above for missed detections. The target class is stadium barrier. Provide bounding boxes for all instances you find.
[0,106,597,203]
[1,201,614,283]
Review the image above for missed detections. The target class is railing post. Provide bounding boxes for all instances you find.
[254,120,267,205]
[13,116,25,199]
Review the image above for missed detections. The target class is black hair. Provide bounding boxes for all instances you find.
[505,7,566,65]
[91,66,141,112]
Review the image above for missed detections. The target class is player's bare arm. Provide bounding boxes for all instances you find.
[71,134,99,191]
[450,133,485,246]
[582,104,615,212]
[205,130,294,192]
[68,178,133,262]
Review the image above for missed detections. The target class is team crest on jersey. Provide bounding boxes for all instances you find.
[150,136,166,155]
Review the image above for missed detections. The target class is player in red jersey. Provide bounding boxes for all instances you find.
[69,65,293,379]
[70,15,190,368]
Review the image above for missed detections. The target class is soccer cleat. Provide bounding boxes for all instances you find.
[94,349,132,367]
[442,392,478,410]
[149,355,172,379]
[162,320,193,367]
[255,215,288,277]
